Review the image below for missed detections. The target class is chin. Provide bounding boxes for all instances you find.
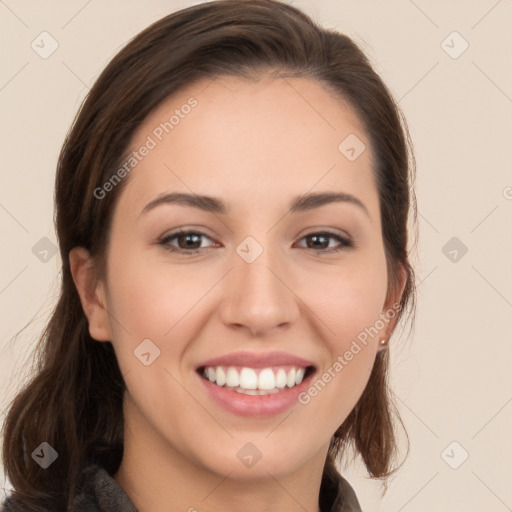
[194,440,314,482]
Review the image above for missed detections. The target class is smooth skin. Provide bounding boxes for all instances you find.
[70,74,405,512]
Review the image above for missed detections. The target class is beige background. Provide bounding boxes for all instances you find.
[1,0,511,510]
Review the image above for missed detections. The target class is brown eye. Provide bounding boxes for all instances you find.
[159,231,215,253]
[296,232,353,252]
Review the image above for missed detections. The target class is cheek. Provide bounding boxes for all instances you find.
[105,247,208,340]
[297,255,387,421]
[304,254,388,345]
[102,251,202,427]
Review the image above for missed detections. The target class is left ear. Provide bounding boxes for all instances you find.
[378,262,408,350]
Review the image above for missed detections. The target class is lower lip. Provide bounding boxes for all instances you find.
[197,371,314,418]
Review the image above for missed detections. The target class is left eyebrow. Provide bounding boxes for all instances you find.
[288,191,369,218]
[139,191,369,218]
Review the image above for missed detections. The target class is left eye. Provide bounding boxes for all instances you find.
[295,232,352,251]
[158,230,352,254]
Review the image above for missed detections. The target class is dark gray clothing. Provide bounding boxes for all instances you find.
[1,462,362,511]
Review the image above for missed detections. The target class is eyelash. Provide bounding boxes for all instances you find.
[158,230,354,255]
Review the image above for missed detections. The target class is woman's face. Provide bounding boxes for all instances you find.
[83,75,401,480]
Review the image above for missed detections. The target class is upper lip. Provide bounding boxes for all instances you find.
[196,351,315,370]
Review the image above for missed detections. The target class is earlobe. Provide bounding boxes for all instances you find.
[69,247,112,342]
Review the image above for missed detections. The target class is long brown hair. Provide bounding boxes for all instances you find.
[1,0,416,508]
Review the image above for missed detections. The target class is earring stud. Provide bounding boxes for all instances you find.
[379,338,388,348]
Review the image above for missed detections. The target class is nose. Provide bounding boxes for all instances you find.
[218,244,300,337]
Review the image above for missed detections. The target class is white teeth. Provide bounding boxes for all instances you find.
[275,368,287,388]
[216,367,226,386]
[226,367,239,387]
[239,367,258,390]
[258,368,275,390]
[286,368,296,387]
[203,365,310,392]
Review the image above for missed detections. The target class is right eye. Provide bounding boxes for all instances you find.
[158,230,217,254]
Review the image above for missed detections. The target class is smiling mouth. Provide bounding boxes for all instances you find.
[197,365,316,395]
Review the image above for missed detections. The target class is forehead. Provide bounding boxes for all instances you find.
[115,74,378,220]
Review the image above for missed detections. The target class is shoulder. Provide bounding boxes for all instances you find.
[0,463,136,512]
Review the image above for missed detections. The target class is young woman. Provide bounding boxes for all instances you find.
[1,1,416,510]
